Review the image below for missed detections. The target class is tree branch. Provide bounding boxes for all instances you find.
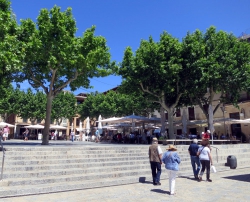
[54,71,82,95]
[139,83,160,99]
[28,69,48,94]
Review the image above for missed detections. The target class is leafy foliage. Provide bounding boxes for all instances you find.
[119,32,200,138]
[51,91,77,124]
[14,6,113,144]
[16,89,46,123]
[0,0,23,87]
[78,90,154,125]
[185,27,250,123]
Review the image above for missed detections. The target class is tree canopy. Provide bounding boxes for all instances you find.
[185,27,250,128]
[78,90,154,126]
[0,0,23,88]
[15,6,113,144]
[119,32,200,138]
[51,91,77,125]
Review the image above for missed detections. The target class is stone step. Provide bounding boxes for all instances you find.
[0,165,235,198]
[1,156,148,166]
[2,159,235,179]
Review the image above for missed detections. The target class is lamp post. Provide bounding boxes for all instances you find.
[220,104,227,139]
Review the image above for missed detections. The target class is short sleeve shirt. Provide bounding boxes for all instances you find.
[157,146,163,155]
[198,146,210,160]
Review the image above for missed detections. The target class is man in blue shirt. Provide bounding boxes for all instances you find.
[188,139,201,179]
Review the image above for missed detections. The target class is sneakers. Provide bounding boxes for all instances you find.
[198,176,202,182]
[206,179,212,182]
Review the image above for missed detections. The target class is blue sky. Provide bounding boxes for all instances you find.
[11,0,250,95]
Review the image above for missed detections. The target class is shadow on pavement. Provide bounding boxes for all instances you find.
[223,174,250,183]
[178,176,198,181]
[151,189,169,195]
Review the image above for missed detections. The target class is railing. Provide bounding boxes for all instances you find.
[0,137,6,181]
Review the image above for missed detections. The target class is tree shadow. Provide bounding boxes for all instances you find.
[151,189,169,195]
[223,174,250,183]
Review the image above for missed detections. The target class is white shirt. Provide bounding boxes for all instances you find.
[157,145,163,155]
[198,146,210,160]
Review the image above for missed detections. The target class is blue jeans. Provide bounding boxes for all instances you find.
[190,156,201,176]
[150,161,161,184]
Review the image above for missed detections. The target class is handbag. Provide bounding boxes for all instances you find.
[211,165,216,173]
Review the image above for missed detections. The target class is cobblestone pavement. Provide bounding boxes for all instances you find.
[1,167,250,202]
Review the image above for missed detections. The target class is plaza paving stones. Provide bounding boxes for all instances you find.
[1,166,249,202]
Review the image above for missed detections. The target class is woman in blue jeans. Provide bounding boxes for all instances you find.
[162,145,181,195]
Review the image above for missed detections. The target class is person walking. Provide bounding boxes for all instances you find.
[70,130,75,142]
[188,139,201,179]
[148,137,163,185]
[0,128,3,141]
[162,145,181,195]
[147,130,151,144]
[197,139,213,182]
[23,128,29,141]
[3,125,10,141]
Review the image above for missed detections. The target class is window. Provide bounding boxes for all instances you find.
[229,112,240,120]
[23,118,27,123]
[188,107,195,120]
[175,109,181,117]
[37,119,41,124]
[165,112,168,121]
[76,118,80,126]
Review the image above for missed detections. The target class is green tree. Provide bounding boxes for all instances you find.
[185,27,250,128]
[78,90,154,127]
[0,0,23,93]
[51,91,77,125]
[16,6,113,145]
[119,32,200,138]
[17,89,46,124]
[0,85,22,121]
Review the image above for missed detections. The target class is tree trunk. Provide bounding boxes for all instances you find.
[42,94,53,145]
[160,107,166,134]
[168,108,175,139]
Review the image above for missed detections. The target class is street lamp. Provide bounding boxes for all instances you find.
[220,104,227,139]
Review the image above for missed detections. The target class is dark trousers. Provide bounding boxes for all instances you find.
[147,136,151,144]
[150,161,161,184]
[200,160,211,180]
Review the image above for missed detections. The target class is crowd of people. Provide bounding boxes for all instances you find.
[149,131,213,195]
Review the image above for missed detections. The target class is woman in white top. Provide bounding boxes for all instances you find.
[197,139,213,182]
[3,125,10,141]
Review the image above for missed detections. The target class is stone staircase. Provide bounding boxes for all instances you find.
[0,143,249,198]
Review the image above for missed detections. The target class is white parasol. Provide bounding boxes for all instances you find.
[50,125,67,130]
[86,117,90,135]
[26,124,44,129]
[97,115,102,135]
[0,122,15,128]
